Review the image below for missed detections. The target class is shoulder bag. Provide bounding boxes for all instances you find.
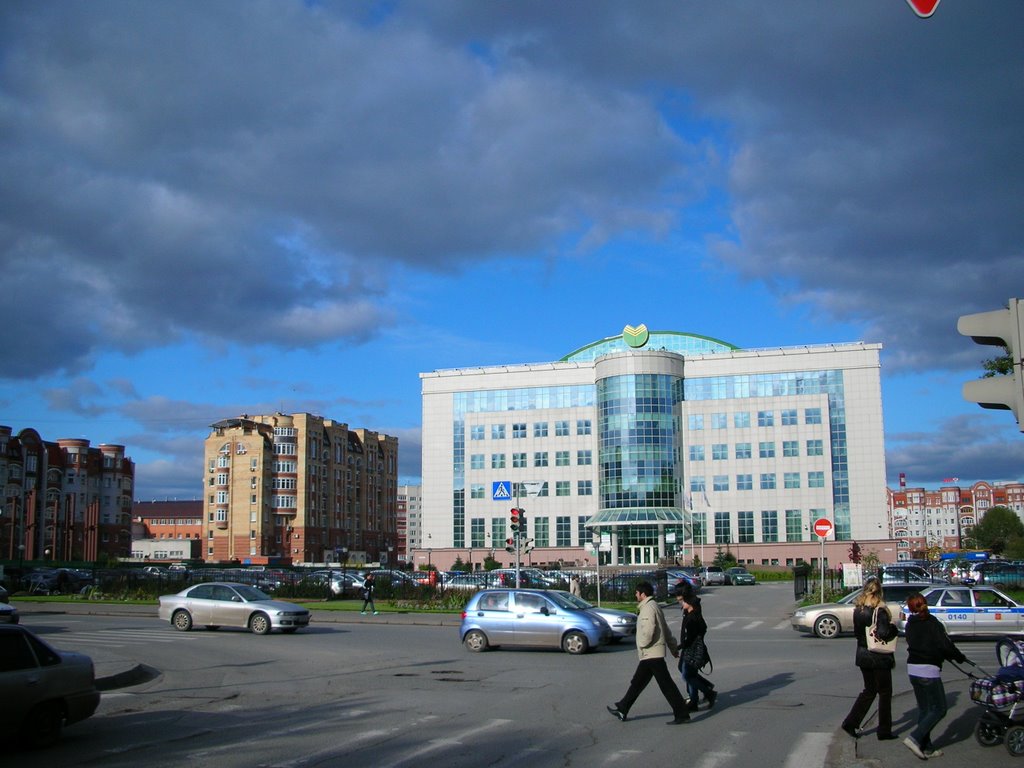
[866,606,898,654]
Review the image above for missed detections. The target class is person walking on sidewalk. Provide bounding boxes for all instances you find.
[840,577,899,741]
[901,592,969,760]
[360,573,378,615]
[606,581,691,725]
[675,583,717,711]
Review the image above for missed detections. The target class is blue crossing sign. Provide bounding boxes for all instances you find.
[492,481,511,501]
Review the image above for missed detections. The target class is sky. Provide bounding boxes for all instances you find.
[1,0,1022,502]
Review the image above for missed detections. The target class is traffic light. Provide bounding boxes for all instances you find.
[957,298,1024,429]
[505,537,515,553]
[510,508,521,533]
[519,510,527,537]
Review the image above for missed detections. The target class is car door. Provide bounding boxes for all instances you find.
[972,588,1023,635]
[929,588,975,636]
[183,583,216,625]
[0,629,44,731]
[209,584,250,627]
[472,591,515,644]
[511,592,562,647]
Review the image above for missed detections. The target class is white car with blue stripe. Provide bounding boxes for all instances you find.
[896,586,1024,638]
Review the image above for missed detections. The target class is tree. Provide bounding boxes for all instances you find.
[450,556,467,572]
[982,349,1014,377]
[972,505,1024,555]
[482,555,500,571]
[848,541,862,564]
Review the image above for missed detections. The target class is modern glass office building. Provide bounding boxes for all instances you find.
[420,326,886,566]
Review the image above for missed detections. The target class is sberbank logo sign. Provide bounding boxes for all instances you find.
[623,324,649,348]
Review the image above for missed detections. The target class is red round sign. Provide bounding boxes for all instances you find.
[813,517,833,538]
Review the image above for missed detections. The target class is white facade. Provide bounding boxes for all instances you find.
[420,329,887,566]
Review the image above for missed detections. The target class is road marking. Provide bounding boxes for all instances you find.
[783,732,831,768]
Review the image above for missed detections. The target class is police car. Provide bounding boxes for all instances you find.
[896,586,1024,638]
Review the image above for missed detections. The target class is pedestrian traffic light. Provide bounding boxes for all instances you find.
[519,510,528,536]
[957,298,1024,430]
[510,508,520,533]
[505,537,515,553]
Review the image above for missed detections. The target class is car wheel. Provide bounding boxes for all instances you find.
[1007,725,1024,756]
[562,630,589,655]
[25,700,63,748]
[813,614,841,639]
[463,629,489,652]
[249,612,271,635]
[171,609,193,632]
[976,718,1004,747]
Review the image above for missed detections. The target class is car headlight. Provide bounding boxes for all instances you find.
[794,610,806,618]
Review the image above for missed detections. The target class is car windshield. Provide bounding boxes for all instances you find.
[547,591,588,611]
[233,585,272,602]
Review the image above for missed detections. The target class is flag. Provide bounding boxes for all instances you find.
[942,477,959,483]
[702,491,711,508]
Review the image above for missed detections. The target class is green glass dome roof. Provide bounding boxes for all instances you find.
[561,329,738,362]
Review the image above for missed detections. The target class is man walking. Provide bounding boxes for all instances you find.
[607,581,691,725]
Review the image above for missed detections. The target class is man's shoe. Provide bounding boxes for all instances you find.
[606,706,627,722]
[705,690,717,709]
[923,748,943,758]
[360,611,366,615]
[687,699,700,711]
[877,733,897,741]
[903,736,927,759]
[841,724,858,739]
[373,611,379,615]
[666,715,690,725]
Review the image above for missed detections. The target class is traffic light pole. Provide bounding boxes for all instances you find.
[514,489,522,589]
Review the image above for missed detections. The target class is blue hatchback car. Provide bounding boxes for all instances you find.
[460,588,612,654]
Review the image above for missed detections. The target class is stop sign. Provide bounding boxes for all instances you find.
[813,517,833,538]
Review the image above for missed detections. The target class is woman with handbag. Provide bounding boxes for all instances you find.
[840,577,899,740]
[901,592,969,759]
[675,583,717,711]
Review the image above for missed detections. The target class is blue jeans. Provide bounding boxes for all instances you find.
[909,675,947,750]
[681,662,714,704]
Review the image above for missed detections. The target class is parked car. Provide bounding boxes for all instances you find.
[699,566,726,586]
[0,584,8,603]
[896,586,1024,638]
[0,624,100,747]
[443,572,490,591]
[791,582,934,639]
[460,589,611,654]
[158,582,311,635]
[877,565,947,585]
[557,591,637,642]
[600,571,670,600]
[725,567,756,586]
[976,564,1024,590]
[666,569,703,594]
[0,601,18,624]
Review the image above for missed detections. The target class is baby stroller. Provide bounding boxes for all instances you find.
[970,636,1024,757]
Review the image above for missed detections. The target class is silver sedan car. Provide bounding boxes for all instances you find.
[791,583,933,639]
[158,582,311,635]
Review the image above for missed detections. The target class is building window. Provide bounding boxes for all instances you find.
[555,420,570,437]
[805,408,822,425]
[781,409,798,426]
[734,411,750,428]
[711,413,728,429]
[534,517,549,547]
[690,476,706,493]
[735,442,752,459]
[759,442,775,459]
[512,423,527,438]
[577,419,592,435]
[713,475,730,492]
[471,425,485,440]
[534,422,548,438]
[577,450,593,465]
[738,511,754,543]
[784,472,801,489]
[471,454,485,470]
[714,511,731,544]
[757,410,774,427]
[783,440,799,457]
[556,481,570,497]
[786,509,803,542]
[471,484,485,499]
[470,518,486,547]
[577,480,593,496]
[736,474,753,491]
[806,439,824,457]
[760,473,776,490]
[808,471,825,488]
[513,452,527,468]
[712,443,728,460]
[688,414,704,430]
[491,424,505,440]
[556,516,571,546]
[555,450,570,467]
[692,512,706,545]
[491,454,506,469]
[534,452,548,467]
[689,445,705,461]
[577,516,590,546]
[762,510,779,543]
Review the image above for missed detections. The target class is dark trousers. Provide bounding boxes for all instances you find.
[909,675,947,750]
[361,593,375,612]
[842,666,893,736]
[617,657,689,718]
[682,661,715,703]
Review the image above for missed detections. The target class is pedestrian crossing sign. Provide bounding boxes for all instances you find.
[492,481,511,500]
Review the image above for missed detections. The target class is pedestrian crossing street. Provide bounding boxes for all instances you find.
[55,627,205,647]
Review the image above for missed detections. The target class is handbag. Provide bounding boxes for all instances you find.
[866,606,898,654]
[681,636,713,672]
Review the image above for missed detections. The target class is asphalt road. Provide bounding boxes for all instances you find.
[11,583,1019,768]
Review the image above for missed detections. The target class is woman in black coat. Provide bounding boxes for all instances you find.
[675,584,717,710]
[840,577,898,740]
